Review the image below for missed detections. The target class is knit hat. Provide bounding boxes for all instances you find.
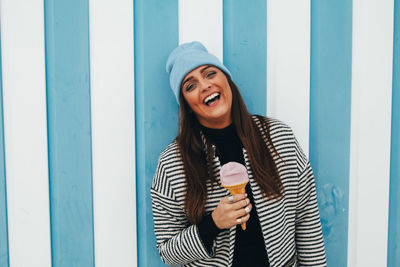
[166,41,232,104]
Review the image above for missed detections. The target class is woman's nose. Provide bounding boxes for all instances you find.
[199,79,211,91]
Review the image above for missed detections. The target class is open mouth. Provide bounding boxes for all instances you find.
[203,92,221,106]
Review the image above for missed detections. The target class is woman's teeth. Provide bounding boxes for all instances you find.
[204,93,220,105]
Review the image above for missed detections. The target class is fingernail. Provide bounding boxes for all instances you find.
[245,193,248,197]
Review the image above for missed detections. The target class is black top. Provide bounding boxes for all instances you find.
[197,124,270,267]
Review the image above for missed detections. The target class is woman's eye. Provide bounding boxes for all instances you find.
[206,71,216,78]
[185,83,196,92]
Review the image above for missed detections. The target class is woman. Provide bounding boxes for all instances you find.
[151,41,326,267]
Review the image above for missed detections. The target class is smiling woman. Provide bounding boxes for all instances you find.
[151,41,327,267]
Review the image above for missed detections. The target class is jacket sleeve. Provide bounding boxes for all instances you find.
[150,157,214,266]
[293,136,327,266]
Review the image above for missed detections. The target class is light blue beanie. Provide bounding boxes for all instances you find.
[166,41,232,104]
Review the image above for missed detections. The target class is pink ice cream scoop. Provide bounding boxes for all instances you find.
[220,162,249,186]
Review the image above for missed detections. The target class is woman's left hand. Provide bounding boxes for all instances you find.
[211,193,252,229]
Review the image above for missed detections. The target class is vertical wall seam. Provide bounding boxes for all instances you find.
[86,4,96,264]
[43,1,54,265]
[0,28,10,267]
[388,0,400,265]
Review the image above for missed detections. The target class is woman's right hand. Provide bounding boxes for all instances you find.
[211,193,252,229]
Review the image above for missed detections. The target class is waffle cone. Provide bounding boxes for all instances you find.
[222,181,248,195]
[222,181,249,230]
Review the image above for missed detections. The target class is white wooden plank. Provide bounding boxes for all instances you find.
[348,0,394,266]
[179,0,223,61]
[266,0,311,154]
[89,0,137,266]
[0,0,52,266]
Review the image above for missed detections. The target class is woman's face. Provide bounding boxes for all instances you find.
[181,65,232,129]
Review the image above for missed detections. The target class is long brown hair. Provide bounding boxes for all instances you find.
[177,76,283,224]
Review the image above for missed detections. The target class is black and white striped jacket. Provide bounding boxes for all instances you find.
[151,117,326,266]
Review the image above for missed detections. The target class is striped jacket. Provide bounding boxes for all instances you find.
[151,116,327,266]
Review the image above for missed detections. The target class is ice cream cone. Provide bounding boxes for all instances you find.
[220,162,250,230]
[222,181,249,230]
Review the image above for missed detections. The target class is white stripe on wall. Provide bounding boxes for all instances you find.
[266,0,311,155]
[178,0,223,61]
[89,0,137,266]
[0,0,52,266]
[348,0,394,266]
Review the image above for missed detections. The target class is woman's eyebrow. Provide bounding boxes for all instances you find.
[200,65,213,73]
[182,76,193,86]
[182,65,213,85]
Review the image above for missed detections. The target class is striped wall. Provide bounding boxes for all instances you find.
[0,0,398,266]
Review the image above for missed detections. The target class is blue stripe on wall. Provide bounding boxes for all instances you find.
[388,0,400,266]
[310,1,352,266]
[134,1,178,266]
[0,36,9,267]
[44,0,95,266]
[223,0,267,116]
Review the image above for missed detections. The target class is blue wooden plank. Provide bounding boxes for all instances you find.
[0,35,10,267]
[310,1,352,266]
[223,0,267,116]
[134,1,178,266]
[44,0,95,266]
[388,1,400,266]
